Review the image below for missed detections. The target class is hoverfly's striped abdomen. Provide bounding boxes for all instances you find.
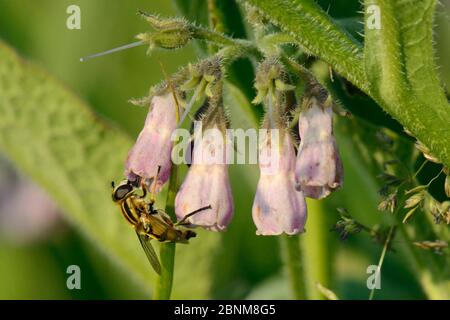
[121,197,141,226]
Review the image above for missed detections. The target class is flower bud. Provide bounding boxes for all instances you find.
[136,12,193,52]
[295,98,343,199]
[125,91,181,192]
[175,107,234,231]
[253,132,307,235]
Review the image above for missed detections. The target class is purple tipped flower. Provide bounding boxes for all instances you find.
[253,132,307,235]
[125,92,181,192]
[295,98,343,199]
[175,125,234,231]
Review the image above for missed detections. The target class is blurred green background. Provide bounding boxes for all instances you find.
[0,0,449,299]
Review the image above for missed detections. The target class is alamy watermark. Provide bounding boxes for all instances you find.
[366,264,381,290]
[66,5,81,30]
[170,121,283,175]
[66,265,81,290]
[366,4,381,30]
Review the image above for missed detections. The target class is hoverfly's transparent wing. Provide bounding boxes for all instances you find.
[136,231,161,275]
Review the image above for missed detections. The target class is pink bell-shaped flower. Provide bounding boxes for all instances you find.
[253,131,307,235]
[175,118,234,231]
[125,91,181,192]
[295,98,343,199]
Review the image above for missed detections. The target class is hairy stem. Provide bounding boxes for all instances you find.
[280,235,307,300]
[153,165,179,300]
[191,25,252,49]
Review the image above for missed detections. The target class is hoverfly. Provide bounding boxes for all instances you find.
[111,177,211,275]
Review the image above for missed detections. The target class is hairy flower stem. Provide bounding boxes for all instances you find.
[191,25,252,49]
[280,235,307,300]
[153,165,179,300]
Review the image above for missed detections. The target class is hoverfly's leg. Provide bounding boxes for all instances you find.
[151,165,162,195]
[138,179,147,199]
[146,166,162,205]
[175,205,212,226]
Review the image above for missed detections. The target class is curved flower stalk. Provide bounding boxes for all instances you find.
[175,93,234,231]
[253,130,307,235]
[295,96,343,199]
[125,91,182,192]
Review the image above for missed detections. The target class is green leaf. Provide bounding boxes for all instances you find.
[0,40,219,299]
[0,40,150,288]
[310,59,406,136]
[395,0,448,111]
[364,0,450,168]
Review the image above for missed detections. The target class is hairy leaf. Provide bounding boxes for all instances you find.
[364,0,450,168]
[0,40,151,289]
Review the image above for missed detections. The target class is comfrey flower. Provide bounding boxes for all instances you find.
[295,97,343,199]
[252,131,307,235]
[175,104,234,231]
[125,91,181,192]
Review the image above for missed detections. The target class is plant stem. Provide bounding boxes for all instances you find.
[302,199,333,299]
[369,226,395,300]
[280,235,307,300]
[192,25,252,48]
[153,165,179,300]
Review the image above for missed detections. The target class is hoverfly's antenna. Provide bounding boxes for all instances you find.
[111,181,115,189]
[79,40,146,62]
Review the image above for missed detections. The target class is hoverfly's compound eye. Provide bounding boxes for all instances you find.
[113,183,133,201]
